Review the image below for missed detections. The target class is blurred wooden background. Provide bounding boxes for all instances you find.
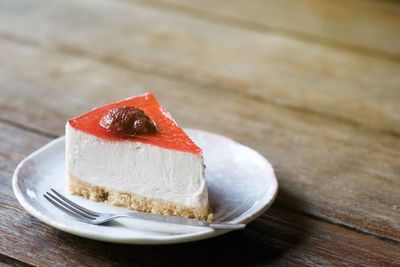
[0,0,399,265]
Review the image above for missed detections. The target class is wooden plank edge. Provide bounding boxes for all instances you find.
[122,0,400,63]
[1,32,399,140]
[0,117,58,139]
[276,203,400,245]
[0,254,33,267]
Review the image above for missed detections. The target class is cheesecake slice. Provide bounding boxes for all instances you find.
[66,93,212,221]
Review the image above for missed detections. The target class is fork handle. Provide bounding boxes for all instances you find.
[208,223,246,230]
[117,212,245,230]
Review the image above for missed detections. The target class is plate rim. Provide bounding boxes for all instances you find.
[12,129,278,244]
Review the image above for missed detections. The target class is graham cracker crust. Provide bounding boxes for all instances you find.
[67,173,213,221]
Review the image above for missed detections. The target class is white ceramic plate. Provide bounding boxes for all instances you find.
[13,129,278,244]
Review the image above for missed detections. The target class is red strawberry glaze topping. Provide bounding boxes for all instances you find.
[68,93,202,155]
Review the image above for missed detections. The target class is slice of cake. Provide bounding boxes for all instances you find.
[66,92,212,221]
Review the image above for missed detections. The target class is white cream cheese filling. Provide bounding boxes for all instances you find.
[66,123,209,208]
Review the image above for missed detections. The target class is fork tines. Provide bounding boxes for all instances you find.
[44,189,99,222]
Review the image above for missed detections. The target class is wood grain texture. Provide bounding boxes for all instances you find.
[0,150,399,267]
[143,0,400,57]
[0,255,32,267]
[0,121,50,174]
[0,0,400,136]
[0,38,399,243]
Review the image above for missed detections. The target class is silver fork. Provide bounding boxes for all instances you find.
[44,189,245,230]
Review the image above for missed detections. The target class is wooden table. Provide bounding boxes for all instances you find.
[0,0,399,265]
